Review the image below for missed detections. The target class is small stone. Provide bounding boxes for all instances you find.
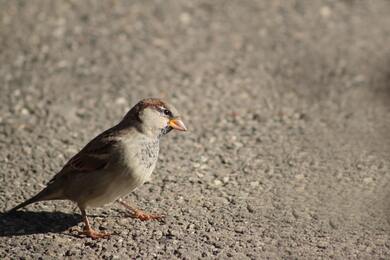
[296,185,305,192]
[187,224,195,230]
[247,204,255,213]
[57,60,69,68]
[21,108,30,115]
[234,142,243,148]
[320,6,331,18]
[196,172,204,178]
[292,208,299,219]
[177,196,184,203]
[13,89,21,96]
[115,97,127,106]
[329,219,338,229]
[375,239,386,246]
[154,230,163,239]
[214,180,222,186]
[353,74,366,84]
[200,164,208,170]
[14,55,25,67]
[180,12,191,24]
[152,38,167,47]
[209,137,216,144]
[200,156,208,163]
[295,174,304,180]
[222,177,230,183]
[41,45,50,54]
[53,27,65,37]
[167,229,179,238]
[118,218,128,225]
[234,227,245,234]
[317,241,328,249]
[250,181,259,187]
[363,177,373,184]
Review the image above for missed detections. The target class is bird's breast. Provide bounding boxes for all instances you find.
[134,139,160,169]
[120,137,159,184]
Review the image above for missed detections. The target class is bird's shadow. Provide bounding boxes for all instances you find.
[0,211,81,237]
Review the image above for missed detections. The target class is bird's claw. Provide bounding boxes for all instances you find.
[132,211,164,221]
[70,227,111,239]
[82,228,111,239]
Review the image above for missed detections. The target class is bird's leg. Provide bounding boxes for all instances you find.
[117,198,163,221]
[77,208,111,239]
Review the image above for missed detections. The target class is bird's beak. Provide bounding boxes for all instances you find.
[169,118,187,131]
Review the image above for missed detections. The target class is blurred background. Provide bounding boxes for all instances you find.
[1,0,390,258]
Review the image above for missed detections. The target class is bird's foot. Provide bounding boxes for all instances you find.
[71,227,111,239]
[132,210,164,221]
[82,228,111,239]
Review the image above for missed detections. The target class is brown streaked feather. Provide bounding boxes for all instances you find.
[47,128,122,185]
[65,149,110,173]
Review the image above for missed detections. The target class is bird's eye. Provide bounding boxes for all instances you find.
[163,109,171,116]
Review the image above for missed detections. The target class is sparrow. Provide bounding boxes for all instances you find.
[8,98,187,239]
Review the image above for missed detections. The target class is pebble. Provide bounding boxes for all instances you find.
[247,204,255,213]
[200,156,208,163]
[167,228,180,238]
[356,163,364,170]
[180,12,191,25]
[292,208,299,219]
[21,108,30,116]
[320,6,331,18]
[154,230,163,239]
[329,219,339,230]
[56,60,69,68]
[214,179,222,186]
[363,177,373,184]
[317,241,328,249]
[115,97,127,106]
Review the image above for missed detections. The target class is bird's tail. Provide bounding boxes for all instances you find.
[7,186,61,213]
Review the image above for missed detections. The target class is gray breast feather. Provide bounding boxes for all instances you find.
[135,139,159,169]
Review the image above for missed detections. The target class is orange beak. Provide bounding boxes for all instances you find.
[169,118,187,131]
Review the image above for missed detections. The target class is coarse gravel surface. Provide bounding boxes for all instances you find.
[1,0,390,259]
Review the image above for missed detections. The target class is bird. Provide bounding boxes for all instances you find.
[7,98,187,239]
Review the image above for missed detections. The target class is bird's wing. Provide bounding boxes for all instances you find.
[48,130,119,184]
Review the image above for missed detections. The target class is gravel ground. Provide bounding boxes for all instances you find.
[1,0,390,259]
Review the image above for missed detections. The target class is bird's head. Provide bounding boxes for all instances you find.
[121,98,187,138]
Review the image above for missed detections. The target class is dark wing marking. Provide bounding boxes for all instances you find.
[48,129,119,185]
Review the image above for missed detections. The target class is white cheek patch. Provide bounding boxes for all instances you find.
[141,108,169,130]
